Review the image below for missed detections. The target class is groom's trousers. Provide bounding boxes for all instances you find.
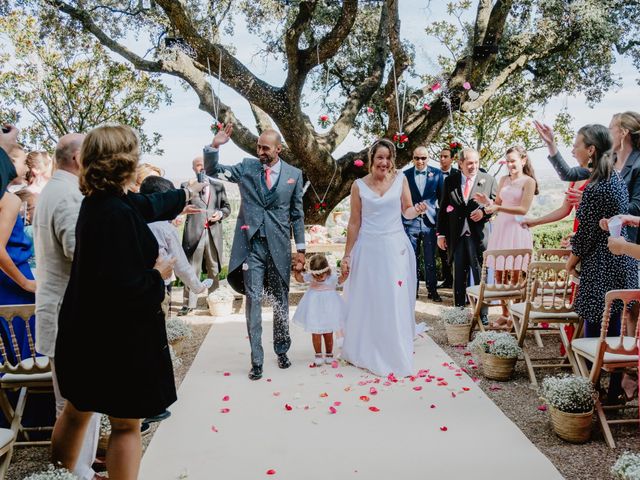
[452,234,487,315]
[243,236,291,367]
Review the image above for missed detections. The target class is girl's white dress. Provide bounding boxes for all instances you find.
[292,273,344,333]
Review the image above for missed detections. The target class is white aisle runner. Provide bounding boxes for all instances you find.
[140,313,563,480]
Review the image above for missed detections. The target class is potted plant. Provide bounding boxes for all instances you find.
[440,307,472,345]
[612,452,640,480]
[166,318,192,356]
[207,285,235,316]
[469,331,522,381]
[540,374,596,443]
[24,465,78,479]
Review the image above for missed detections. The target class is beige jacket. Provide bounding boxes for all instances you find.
[34,169,83,357]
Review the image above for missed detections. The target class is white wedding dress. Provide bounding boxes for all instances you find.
[341,174,417,377]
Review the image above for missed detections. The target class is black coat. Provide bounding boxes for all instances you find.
[180,177,230,264]
[55,189,185,419]
[436,170,497,263]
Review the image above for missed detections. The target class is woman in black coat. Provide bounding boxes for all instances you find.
[51,125,202,479]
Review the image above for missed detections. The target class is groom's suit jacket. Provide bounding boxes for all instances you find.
[402,165,443,229]
[204,147,305,294]
[436,170,497,263]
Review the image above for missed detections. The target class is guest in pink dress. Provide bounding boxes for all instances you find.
[474,146,538,328]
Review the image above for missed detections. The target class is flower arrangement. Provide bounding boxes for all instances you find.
[612,452,640,480]
[440,306,472,325]
[314,202,328,213]
[540,374,596,414]
[210,122,223,134]
[469,331,522,359]
[318,114,330,128]
[449,141,463,159]
[166,318,192,343]
[393,132,409,149]
[207,285,235,303]
[24,465,78,480]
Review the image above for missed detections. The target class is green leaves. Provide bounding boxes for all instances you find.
[0,11,171,153]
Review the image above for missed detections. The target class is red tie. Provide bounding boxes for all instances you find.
[265,167,272,190]
[463,176,472,200]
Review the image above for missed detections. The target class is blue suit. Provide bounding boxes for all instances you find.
[403,166,443,295]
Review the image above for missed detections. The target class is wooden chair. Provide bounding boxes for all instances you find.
[0,389,25,479]
[509,261,581,386]
[571,289,640,448]
[466,248,532,334]
[0,305,53,446]
[535,248,571,262]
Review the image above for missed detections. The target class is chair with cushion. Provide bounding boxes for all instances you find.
[510,261,581,386]
[466,248,532,334]
[0,388,25,479]
[0,305,53,446]
[571,289,639,448]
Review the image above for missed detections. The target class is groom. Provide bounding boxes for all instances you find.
[436,148,496,325]
[203,124,306,380]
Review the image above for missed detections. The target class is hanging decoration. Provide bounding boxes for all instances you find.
[316,46,331,129]
[318,114,330,128]
[390,59,408,149]
[308,160,339,215]
[207,50,223,134]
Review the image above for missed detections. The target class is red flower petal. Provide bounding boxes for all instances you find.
[285,404,293,411]
[412,386,423,391]
[211,425,218,432]
[537,405,547,412]
[397,280,403,286]
[462,387,470,391]
[369,387,378,395]
[329,406,337,414]
[320,392,328,398]
[223,372,231,376]
[240,225,249,230]
[451,392,457,398]
[368,406,380,412]
[222,395,230,401]
[359,395,370,402]
[430,404,436,409]
[220,408,230,413]
[440,426,448,431]
[423,103,431,110]
[266,469,276,475]
[333,401,342,406]
[331,361,339,369]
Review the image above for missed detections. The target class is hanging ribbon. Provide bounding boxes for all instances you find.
[207,46,223,134]
[391,59,408,149]
[317,45,331,128]
[308,161,339,214]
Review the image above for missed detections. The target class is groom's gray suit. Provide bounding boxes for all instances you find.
[204,146,305,367]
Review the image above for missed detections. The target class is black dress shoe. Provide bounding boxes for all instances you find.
[277,354,291,369]
[143,409,171,424]
[480,314,489,326]
[248,365,263,380]
[177,306,193,316]
[431,293,443,303]
[141,422,151,435]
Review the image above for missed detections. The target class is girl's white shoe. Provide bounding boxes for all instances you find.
[314,355,324,366]
[324,354,335,364]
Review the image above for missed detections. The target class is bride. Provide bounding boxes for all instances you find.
[340,139,427,377]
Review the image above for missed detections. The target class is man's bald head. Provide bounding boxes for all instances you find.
[55,133,85,173]
[257,128,283,165]
[192,155,204,175]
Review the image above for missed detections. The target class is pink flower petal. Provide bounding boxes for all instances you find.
[222,395,230,401]
[220,408,230,413]
[211,425,218,432]
[463,81,471,90]
[223,372,231,376]
[413,386,423,391]
[273,392,280,397]
[489,384,502,391]
[320,392,329,398]
[440,426,448,431]
[267,469,276,475]
[360,395,370,402]
[329,406,337,414]
[537,405,548,412]
[335,373,344,378]
[369,387,378,395]
[368,406,380,412]
[397,280,403,287]
[333,401,342,407]
[331,361,339,369]
[423,103,431,110]
[430,404,436,409]
[240,225,249,230]
[431,82,441,92]
[285,404,293,411]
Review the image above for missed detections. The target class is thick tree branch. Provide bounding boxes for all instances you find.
[249,102,274,134]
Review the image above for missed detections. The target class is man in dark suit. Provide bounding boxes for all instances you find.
[437,148,497,324]
[438,147,456,288]
[178,155,231,315]
[403,146,443,301]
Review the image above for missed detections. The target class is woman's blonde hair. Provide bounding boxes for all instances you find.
[135,163,165,189]
[612,111,640,150]
[79,125,139,196]
[308,254,330,276]
[25,151,52,183]
[367,139,397,172]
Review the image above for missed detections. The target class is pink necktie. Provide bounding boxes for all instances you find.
[463,176,472,200]
[265,167,272,190]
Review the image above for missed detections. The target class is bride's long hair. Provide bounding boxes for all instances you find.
[367,139,397,173]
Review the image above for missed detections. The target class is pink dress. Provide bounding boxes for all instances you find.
[486,176,533,270]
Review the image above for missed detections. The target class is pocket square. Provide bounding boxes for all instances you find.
[287,178,295,184]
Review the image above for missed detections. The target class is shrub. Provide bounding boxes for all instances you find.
[468,331,522,359]
[166,318,192,343]
[540,374,596,414]
[612,452,640,480]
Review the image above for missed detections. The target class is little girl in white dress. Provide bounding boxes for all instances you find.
[293,254,345,366]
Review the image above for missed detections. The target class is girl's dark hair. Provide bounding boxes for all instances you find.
[578,124,613,184]
[505,145,539,195]
[309,254,330,276]
[140,175,174,194]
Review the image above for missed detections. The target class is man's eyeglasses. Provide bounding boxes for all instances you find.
[413,156,428,161]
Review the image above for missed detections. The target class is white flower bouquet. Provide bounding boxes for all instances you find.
[23,465,78,480]
[207,285,235,302]
[468,331,522,359]
[440,306,472,325]
[540,374,596,414]
[612,452,640,480]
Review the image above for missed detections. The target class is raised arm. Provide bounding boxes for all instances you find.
[129,189,187,224]
[523,197,573,229]
[534,120,589,181]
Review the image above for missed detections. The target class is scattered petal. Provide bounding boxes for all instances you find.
[537,405,548,412]
[463,81,471,90]
[266,378,272,382]
[273,392,281,397]
[220,408,230,414]
[335,373,344,378]
[222,395,230,401]
[368,406,380,412]
[320,392,329,398]
[285,404,293,411]
[266,469,276,475]
[333,401,342,407]
[359,395,370,402]
[329,406,337,414]
[462,387,470,392]
[397,280,403,287]
[331,361,339,369]
[223,372,231,376]
[451,392,457,398]
[440,426,448,432]
[412,386,423,391]
[211,425,218,432]
[430,404,436,409]
[369,387,378,395]
[431,82,441,92]
[489,384,502,391]
[423,103,431,111]
[240,225,249,230]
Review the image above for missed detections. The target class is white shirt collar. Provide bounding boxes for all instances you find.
[264,159,281,173]
[54,169,79,184]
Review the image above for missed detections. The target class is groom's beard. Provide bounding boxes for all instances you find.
[259,153,277,166]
